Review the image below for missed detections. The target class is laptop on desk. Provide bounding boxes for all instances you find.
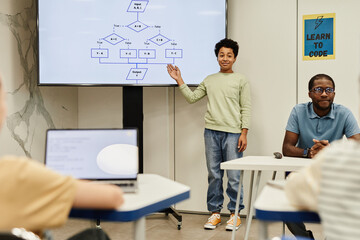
[45,128,138,193]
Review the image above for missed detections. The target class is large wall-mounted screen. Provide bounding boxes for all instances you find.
[38,0,227,86]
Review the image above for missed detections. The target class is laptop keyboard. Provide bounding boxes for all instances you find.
[115,182,135,187]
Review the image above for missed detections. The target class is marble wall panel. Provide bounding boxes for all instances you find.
[0,0,78,162]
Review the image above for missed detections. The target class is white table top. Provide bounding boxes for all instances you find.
[254,184,320,222]
[70,174,190,222]
[220,155,313,171]
[118,173,190,211]
[254,184,297,212]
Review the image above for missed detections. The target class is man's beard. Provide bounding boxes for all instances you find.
[313,101,332,111]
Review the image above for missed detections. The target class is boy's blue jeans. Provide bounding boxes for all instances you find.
[204,128,245,213]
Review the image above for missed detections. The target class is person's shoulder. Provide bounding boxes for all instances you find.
[0,155,33,167]
[203,73,219,83]
[331,104,356,120]
[0,155,48,183]
[0,155,68,179]
[205,72,220,78]
[292,102,310,112]
[232,72,246,78]
[228,72,247,81]
[287,103,312,121]
[321,139,360,163]
[324,139,360,154]
[294,102,309,108]
[333,103,352,113]
[223,73,248,86]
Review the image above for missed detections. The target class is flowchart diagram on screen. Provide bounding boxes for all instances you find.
[90,0,183,84]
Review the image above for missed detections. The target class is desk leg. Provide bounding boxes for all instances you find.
[246,171,255,221]
[231,170,244,240]
[258,220,269,240]
[241,170,254,240]
[134,217,146,240]
[244,170,262,240]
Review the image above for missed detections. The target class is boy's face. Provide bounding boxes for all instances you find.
[217,47,236,73]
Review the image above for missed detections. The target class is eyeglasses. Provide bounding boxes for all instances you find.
[311,87,335,94]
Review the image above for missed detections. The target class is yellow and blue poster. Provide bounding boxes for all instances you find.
[303,13,335,60]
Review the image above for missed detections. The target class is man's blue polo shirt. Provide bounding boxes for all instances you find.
[285,102,360,149]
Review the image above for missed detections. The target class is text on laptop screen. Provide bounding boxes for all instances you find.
[45,129,138,179]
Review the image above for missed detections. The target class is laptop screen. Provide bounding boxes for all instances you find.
[45,128,138,180]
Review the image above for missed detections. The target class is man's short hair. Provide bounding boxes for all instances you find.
[308,74,335,91]
[214,38,239,58]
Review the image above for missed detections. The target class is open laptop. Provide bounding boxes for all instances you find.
[45,128,138,192]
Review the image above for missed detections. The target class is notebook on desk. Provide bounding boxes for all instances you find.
[45,128,138,192]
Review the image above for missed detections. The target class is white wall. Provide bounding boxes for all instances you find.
[174,87,208,211]
[143,87,175,178]
[230,0,297,157]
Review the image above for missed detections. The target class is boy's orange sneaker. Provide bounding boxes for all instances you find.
[226,213,241,231]
[204,213,221,229]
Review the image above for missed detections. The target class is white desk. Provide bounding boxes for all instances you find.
[220,156,312,240]
[254,184,320,240]
[69,174,190,240]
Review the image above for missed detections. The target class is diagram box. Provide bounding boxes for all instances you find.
[127,0,149,13]
[120,49,137,59]
[165,49,183,58]
[103,33,125,45]
[127,20,149,32]
[138,49,156,59]
[91,49,109,58]
[149,34,170,46]
[127,68,148,80]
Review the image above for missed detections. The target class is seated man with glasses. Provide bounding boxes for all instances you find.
[282,73,360,239]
